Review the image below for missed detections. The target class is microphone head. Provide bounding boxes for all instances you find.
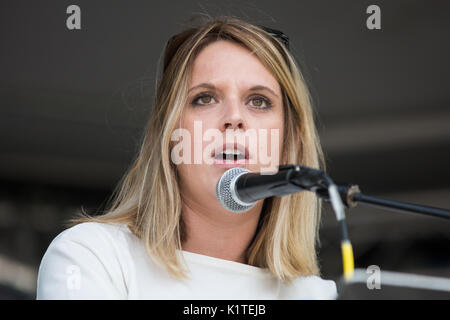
[216,167,256,213]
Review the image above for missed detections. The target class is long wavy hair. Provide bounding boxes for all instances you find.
[69,15,326,282]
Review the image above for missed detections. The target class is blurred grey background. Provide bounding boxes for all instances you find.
[0,0,449,299]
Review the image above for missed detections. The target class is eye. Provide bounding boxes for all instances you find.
[191,93,216,106]
[190,93,273,109]
[249,95,272,110]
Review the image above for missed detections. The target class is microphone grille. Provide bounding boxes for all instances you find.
[216,167,255,213]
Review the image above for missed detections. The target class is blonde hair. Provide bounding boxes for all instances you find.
[69,15,326,282]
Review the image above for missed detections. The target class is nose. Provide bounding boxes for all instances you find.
[221,99,246,131]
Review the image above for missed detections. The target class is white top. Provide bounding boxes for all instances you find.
[36,222,337,300]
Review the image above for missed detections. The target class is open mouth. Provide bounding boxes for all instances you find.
[212,144,249,161]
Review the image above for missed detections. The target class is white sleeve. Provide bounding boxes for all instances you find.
[36,234,127,300]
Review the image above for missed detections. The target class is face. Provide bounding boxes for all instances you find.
[173,40,284,212]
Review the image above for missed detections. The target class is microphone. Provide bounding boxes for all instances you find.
[215,165,329,213]
[215,165,357,281]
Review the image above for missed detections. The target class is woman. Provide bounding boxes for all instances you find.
[36,16,337,299]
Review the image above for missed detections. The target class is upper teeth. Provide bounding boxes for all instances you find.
[223,149,243,155]
[215,149,245,159]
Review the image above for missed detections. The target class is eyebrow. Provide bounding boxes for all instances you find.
[188,82,279,98]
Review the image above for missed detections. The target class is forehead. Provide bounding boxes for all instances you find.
[189,40,280,92]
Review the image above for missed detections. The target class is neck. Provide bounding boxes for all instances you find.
[180,196,263,264]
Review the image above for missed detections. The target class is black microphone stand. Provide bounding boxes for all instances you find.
[315,183,450,220]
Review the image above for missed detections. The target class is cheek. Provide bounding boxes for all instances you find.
[180,110,219,157]
[252,114,284,144]
[271,111,285,153]
[172,113,218,185]
[243,114,284,172]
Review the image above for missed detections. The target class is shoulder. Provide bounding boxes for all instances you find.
[283,275,338,300]
[37,222,133,299]
[41,221,134,272]
[54,221,131,244]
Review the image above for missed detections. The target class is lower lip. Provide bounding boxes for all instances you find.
[213,159,249,168]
